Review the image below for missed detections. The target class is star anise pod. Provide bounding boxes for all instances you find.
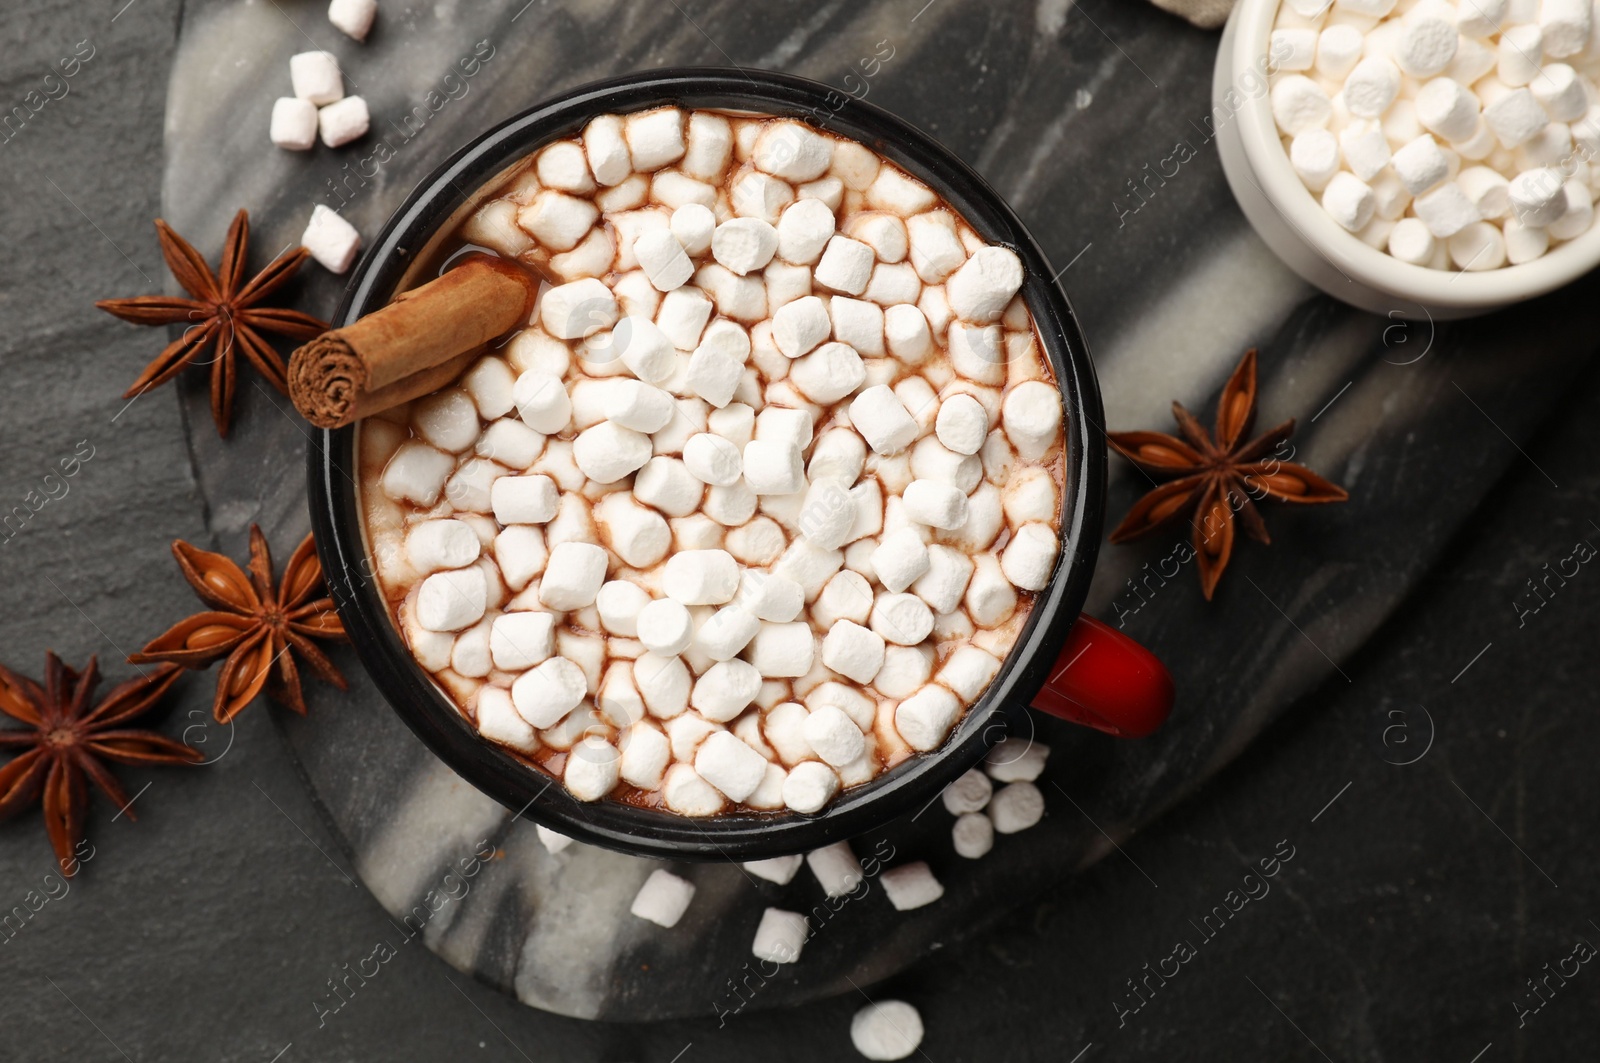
[1107,349,1349,600]
[131,526,347,723]
[0,654,202,876]
[96,209,328,437]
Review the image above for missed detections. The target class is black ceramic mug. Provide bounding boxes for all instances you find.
[309,69,1173,861]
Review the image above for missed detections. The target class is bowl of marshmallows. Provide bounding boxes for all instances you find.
[1215,0,1600,319]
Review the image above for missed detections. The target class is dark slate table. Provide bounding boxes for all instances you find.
[2,0,1598,1058]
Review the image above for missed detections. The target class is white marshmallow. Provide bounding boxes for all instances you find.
[731,170,795,224]
[682,433,743,486]
[771,296,832,358]
[895,685,961,751]
[988,780,1045,833]
[406,520,480,574]
[607,315,674,384]
[945,246,1024,324]
[695,730,769,801]
[1317,24,1365,78]
[1000,521,1060,591]
[1414,180,1484,235]
[596,581,650,636]
[746,621,815,678]
[1540,0,1591,57]
[751,908,808,963]
[820,620,885,684]
[1392,134,1450,194]
[870,592,934,646]
[1484,86,1548,146]
[572,421,652,484]
[1272,73,1335,132]
[662,763,725,815]
[902,479,970,530]
[637,598,695,656]
[753,120,833,181]
[871,531,932,594]
[301,205,362,273]
[1388,216,1439,262]
[1343,57,1402,117]
[813,571,874,630]
[625,107,686,170]
[1416,78,1482,142]
[775,198,837,265]
[843,385,917,457]
[415,567,488,632]
[782,761,840,814]
[475,686,537,753]
[942,769,994,815]
[934,393,990,456]
[884,304,934,363]
[1396,16,1459,77]
[800,705,865,767]
[693,605,761,662]
[633,229,695,292]
[494,526,548,591]
[1321,171,1378,231]
[1530,62,1587,120]
[490,611,556,671]
[796,478,855,550]
[1273,27,1319,70]
[682,112,733,181]
[1504,215,1551,261]
[1547,179,1594,239]
[540,278,617,339]
[913,545,975,614]
[318,96,369,148]
[1457,164,1513,218]
[630,868,696,928]
[804,841,863,898]
[582,114,631,186]
[712,217,780,275]
[690,659,762,721]
[270,97,318,151]
[880,861,944,911]
[635,652,692,719]
[829,297,885,356]
[1458,0,1508,35]
[866,166,937,214]
[1448,219,1510,267]
[953,812,994,859]
[947,322,1005,385]
[985,737,1050,782]
[663,549,740,605]
[510,656,587,728]
[290,50,343,105]
[742,439,807,495]
[564,736,620,801]
[813,235,876,295]
[965,555,1018,627]
[606,379,676,434]
[743,854,804,884]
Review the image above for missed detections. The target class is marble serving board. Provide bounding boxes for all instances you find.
[161,0,1600,1022]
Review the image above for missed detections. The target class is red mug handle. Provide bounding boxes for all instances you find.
[1029,615,1174,738]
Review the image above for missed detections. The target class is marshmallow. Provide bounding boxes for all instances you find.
[290,51,343,105]
[683,433,743,486]
[1343,57,1402,117]
[947,322,1005,385]
[1484,87,1548,146]
[913,545,975,614]
[1508,167,1568,228]
[945,246,1024,324]
[756,405,814,451]
[895,685,961,751]
[694,605,761,661]
[630,868,696,928]
[966,555,1018,627]
[536,542,607,610]
[782,761,840,813]
[953,812,994,859]
[415,567,487,632]
[943,770,995,816]
[637,598,695,656]
[1317,24,1365,78]
[880,861,944,910]
[1392,134,1450,194]
[563,737,621,801]
[1321,171,1378,231]
[1414,180,1484,235]
[596,580,650,636]
[1395,16,1458,77]
[830,297,885,356]
[695,730,769,801]
[746,621,815,679]
[866,166,937,214]
[540,278,617,340]
[776,198,837,265]
[634,457,704,517]
[712,218,780,275]
[906,212,967,283]
[821,620,886,684]
[270,97,318,150]
[847,385,919,457]
[682,112,733,180]
[490,611,556,671]
[731,171,795,224]
[884,304,934,363]
[988,781,1045,833]
[662,762,726,815]
[1457,164,1513,218]
[664,549,740,605]
[1503,215,1550,261]
[613,316,677,384]
[798,842,861,898]
[743,439,806,495]
[1448,219,1510,267]
[510,656,587,728]
[1388,215,1439,262]
[582,114,631,186]
[327,0,377,38]
[754,120,834,181]
[751,908,808,963]
[986,737,1050,782]
[813,235,876,295]
[494,526,548,591]
[318,96,369,148]
[771,296,832,357]
[475,687,537,753]
[301,205,362,274]
[1272,73,1335,132]
[685,326,749,408]
[1416,78,1482,142]
[571,422,651,484]
[1530,63,1587,121]
[871,530,932,595]
[870,592,934,646]
[934,393,990,456]
[902,479,970,530]
[744,854,804,885]
[1273,27,1319,70]
[851,1005,928,1063]
[796,478,855,550]
[634,229,694,292]
[799,704,865,767]
[690,659,762,721]
[1458,0,1507,36]
[1540,0,1592,57]
[625,107,685,170]
[1001,522,1060,591]
[636,652,692,719]
[406,520,480,574]
[1547,179,1594,239]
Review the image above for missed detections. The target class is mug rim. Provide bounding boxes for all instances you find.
[308,67,1107,861]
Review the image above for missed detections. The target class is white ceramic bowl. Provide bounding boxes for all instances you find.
[1214,0,1600,320]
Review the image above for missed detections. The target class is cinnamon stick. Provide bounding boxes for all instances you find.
[288,254,539,429]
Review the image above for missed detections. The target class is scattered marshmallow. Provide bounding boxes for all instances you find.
[301,205,362,273]
[751,908,808,963]
[328,0,377,40]
[270,97,318,151]
[851,1001,925,1062]
[630,868,696,928]
[880,862,944,910]
[952,812,994,859]
[987,780,1045,833]
[318,96,369,148]
[290,51,343,105]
